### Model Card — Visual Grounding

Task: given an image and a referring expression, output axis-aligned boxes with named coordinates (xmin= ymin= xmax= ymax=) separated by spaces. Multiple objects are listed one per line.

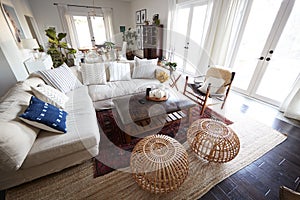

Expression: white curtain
xmin=280 ymin=73 xmax=300 ymax=120
xmin=56 ymin=4 xmax=77 ymax=49
xmin=198 ymin=0 xmax=252 ymax=73
xmin=166 ymin=0 xmax=177 ymax=61
xmin=102 ymin=8 xmax=114 ymax=42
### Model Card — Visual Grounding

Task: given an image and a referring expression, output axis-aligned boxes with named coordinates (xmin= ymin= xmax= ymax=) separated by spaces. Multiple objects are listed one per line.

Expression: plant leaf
xmin=57 ymin=33 xmax=67 ymax=41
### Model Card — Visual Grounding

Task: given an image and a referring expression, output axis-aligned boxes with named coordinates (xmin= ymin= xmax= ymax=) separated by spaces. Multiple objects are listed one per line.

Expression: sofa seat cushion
xmin=21 ymin=86 xmax=100 ymax=168
xmin=88 ymin=79 xmax=162 ymax=102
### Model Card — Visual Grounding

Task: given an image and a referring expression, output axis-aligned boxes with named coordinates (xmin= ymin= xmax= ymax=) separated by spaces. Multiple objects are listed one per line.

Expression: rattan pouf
xmin=187 ymin=118 xmax=240 ymax=163
xmin=130 ymin=134 xmax=188 ymax=194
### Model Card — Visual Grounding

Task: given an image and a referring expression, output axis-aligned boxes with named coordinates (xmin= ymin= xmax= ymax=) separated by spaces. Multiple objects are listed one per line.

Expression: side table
xmin=187 ymin=118 xmax=240 ymax=163
xmin=130 ymin=135 xmax=188 ymax=194
xmin=169 ymin=71 xmax=181 ymax=91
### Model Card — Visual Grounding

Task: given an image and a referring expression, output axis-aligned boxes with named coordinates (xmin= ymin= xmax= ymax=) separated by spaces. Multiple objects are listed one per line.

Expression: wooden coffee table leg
xmin=124 ymin=125 xmax=132 ymax=143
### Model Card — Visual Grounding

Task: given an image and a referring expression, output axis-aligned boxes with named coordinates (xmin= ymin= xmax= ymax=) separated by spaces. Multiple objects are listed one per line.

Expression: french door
xmin=232 ymin=0 xmax=300 ymax=106
xmin=72 ymin=15 xmax=107 ymax=48
xmin=173 ymin=0 xmax=209 ymax=75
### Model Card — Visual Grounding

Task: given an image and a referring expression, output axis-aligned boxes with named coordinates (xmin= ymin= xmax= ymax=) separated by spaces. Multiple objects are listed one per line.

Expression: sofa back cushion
xmin=0 ymin=121 xmax=39 ymax=171
xmin=0 ymin=80 xmax=40 ymax=171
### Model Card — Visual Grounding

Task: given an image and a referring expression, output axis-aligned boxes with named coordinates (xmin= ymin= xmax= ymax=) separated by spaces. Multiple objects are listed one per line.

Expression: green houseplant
xmin=45 ymin=28 xmax=77 ymax=68
xmin=165 ymin=61 xmax=177 ymax=71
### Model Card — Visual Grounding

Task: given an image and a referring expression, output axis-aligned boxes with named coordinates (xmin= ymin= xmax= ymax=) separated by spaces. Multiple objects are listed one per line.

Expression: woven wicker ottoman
xmin=187 ymin=118 xmax=240 ymax=163
xmin=130 ymin=135 xmax=188 ymax=194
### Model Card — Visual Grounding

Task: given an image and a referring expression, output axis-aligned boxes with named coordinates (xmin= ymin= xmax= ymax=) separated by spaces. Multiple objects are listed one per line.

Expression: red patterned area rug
xmin=94 ymin=106 xmax=232 ymax=177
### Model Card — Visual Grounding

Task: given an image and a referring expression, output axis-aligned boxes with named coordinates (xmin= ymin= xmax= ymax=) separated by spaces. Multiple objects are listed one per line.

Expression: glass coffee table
xmin=112 ymin=89 xmax=196 ymax=143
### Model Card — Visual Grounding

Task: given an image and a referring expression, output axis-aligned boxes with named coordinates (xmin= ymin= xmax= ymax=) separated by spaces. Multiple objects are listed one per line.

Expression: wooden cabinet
xmin=142 ymin=25 xmax=163 ymax=60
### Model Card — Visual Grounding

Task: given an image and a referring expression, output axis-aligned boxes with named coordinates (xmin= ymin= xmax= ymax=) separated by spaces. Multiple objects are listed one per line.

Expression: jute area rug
xmin=6 ymin=117 xmax=287 ymax=200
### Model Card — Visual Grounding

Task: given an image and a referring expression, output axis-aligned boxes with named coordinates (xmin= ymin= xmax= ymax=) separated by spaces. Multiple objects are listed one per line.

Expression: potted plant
xmin=165 ymin=61 xmax=177 ymax=71
xmin=45 ymin=28 xmax=77 ymax=68
xmin=122 ymin=28 xmax=137 ymax=60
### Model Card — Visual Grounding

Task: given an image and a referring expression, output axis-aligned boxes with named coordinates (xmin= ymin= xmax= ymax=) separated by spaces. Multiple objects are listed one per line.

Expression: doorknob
xmin=266 ymin=57 xmax=271 ymax=61
xmin=259 ymin=56 xmax=264 ymax=60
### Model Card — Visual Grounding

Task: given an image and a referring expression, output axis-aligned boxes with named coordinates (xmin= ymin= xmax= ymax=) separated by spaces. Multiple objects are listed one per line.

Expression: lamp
xmin=21 ymin=38 xmax=40 ymax=59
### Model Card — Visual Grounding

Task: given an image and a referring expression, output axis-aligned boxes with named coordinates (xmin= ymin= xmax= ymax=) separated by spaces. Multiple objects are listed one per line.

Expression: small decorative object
xmin=187 ymin=118 xmax=240 ymax=163
xmin=140 ymin=9 xmax=147 ymax=24
xmin=144 ymin=20 xmax=150 ymax=25
xmin=156 ymin=71 xmax=169 ymax=83
xmin=120 ymin=25 xmax=125 ymax=33
xmin=136 ymin=10 xmax=141 ymax=24
xmin=149 ymin=88 xmax=166 ymax=98
xmin=153 ymin=14 xmax=160 ymax=25
xmin=146 ymin=88 xmax=151 ymax=97
xmin=45 ymin=27 xmax=77 ymax=67
xmin=130 ymin=135 xmax=189 ymax=194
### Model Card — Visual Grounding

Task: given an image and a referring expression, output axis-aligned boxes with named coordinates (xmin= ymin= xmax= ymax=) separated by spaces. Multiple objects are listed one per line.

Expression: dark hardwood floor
xmin=200 ymin=91 xmax=300 ymax=200
xmin=0 ymin=91 xmax=299 ymax=200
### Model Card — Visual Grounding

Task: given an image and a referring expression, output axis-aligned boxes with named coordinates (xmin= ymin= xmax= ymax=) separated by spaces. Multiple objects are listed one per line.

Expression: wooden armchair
xmin=183 ymin=66 xmax=235 ymax=115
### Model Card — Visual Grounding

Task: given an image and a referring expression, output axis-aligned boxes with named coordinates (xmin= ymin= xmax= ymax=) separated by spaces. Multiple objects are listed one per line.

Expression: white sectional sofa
xmin=0 ymin=75 xmax=100 ymax=190
xmin=0 ymin=58 xmax=171 ymax=190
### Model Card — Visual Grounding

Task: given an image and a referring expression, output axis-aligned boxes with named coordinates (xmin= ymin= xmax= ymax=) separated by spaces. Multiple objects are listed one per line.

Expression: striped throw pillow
xmin=109 ymin=62 xmax=131 ymax=81
xmin=37 ymin=63 xmax=82 ymax=93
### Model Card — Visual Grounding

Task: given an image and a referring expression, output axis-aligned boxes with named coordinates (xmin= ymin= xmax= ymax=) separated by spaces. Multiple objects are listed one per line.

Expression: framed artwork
xmin=136 ymin=10 xmax=141 ymax=24
xmin=140 ymin=9 xmax=147 ymax=24
xmin=1 ymin=3 xmax=25 ymax=43
xmin=120 ymin=25 xmax=125 ymax=33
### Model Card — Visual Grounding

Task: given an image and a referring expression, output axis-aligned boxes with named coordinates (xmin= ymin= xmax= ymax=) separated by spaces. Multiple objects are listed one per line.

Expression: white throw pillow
xmin=132 ymin=57 xmax=158 ymax=79
xmin=31 ymin=84 xmax=69 ymax=109
xmin=37 ymin=63 xmax=83 ymax=93
xmin=198 ymin=77 xmax=225 ymax=94
xmin=81 ymin=63 xmax=107 ymax=85
xmin=109 ymin=62 xmax=131 ymax=81
xmin=0 ymin=121 xmax=39 ymax=171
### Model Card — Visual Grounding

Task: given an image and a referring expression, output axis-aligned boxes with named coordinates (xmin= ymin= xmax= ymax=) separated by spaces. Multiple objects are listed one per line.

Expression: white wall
xmin=0 ymin=0 xmax=37 ymax=97
xmin=130 ymin=0 xmax=168 ymax=26
xmin=27 ymin=0 xmax=133 ymax=47
xmin=130 ymin=0 xmax=169 ymax=57
xmin=0 ymin=47 xmax=17 ymax=97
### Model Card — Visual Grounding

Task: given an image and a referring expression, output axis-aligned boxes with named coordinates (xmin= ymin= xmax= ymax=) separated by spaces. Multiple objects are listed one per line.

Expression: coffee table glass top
xmin=113 ymin=89 xmax=196 ymax=125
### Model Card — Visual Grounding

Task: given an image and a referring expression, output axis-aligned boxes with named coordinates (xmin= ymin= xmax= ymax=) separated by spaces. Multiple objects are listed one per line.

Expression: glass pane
xmin=173 ymin=7 xmax=190 ymax=71
xmin=73 ymin=16 xmax=92 ymax=48
xmin=186 ymin=5 xmax=208 ymax=75
xmin=90 ymin=16 xmax=107 ymax=44
xmin=190 ymin=5 xmax=207 ymax=46
xmin=232 ymin=0 xmax=283 ymax=90
xmin=256 ymin=0 xmax=300 ymax=103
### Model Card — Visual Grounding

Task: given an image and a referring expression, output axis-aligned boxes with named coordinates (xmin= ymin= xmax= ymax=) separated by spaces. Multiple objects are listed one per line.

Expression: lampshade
xmin=21 ymin=38 xmax=39 ymax=50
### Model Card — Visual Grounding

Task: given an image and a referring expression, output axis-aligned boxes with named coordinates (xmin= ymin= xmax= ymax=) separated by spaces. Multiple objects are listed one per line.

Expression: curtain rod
xmin=53 ymin=3 xmax=111 ymax=9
